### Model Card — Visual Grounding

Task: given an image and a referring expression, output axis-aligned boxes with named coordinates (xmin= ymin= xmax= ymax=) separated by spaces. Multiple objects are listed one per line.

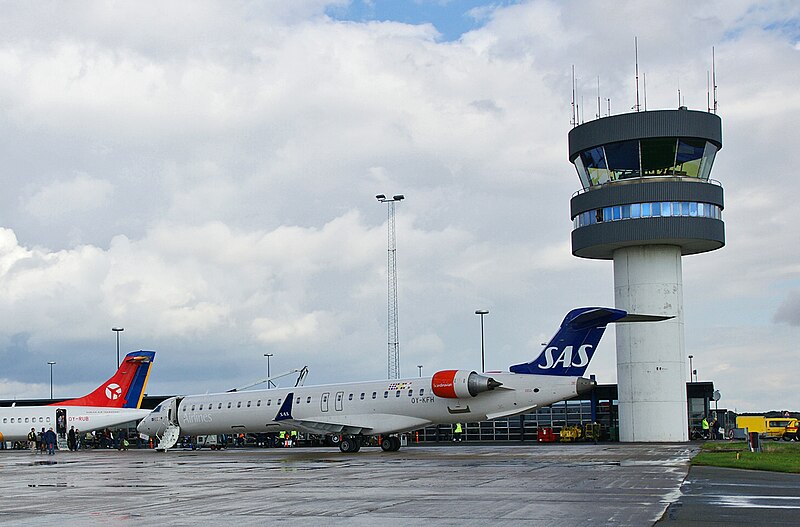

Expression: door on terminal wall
xmin=56 ymin=408 xmax=67 ymax=435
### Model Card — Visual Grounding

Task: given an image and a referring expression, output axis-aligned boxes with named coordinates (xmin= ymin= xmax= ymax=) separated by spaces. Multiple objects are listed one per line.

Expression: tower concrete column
xmin=614 ymin=245 xmax=688 ymax=441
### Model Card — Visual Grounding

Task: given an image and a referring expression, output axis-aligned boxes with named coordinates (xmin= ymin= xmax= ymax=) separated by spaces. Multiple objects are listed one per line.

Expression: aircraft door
xmin=168 ymin=397 xmax=182 ymax=426
xmin=335 ymin=391 xmax=344 ymax=411
xmin=56 ymin=408 xmax=67 ymax=435
xmin=321 ymin=392 xmax=329 ymax=412
xmin=167 ymin=397 xmax=183 ymax=426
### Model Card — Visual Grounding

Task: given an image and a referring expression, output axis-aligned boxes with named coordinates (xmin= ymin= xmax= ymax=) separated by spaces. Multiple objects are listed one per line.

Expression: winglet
xmin=49 ymin=350 xmax=156 ymax=408
xmin=274 ymin=392 xmax=294 ymax=421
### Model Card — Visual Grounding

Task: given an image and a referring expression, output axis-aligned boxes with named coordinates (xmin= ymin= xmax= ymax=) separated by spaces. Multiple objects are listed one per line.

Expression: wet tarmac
xmin=0 ymin=442 xmax=792 ymax=526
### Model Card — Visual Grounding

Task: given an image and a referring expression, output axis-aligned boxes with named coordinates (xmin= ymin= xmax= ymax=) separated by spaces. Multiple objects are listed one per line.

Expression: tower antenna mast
xmin=634 ymin=37 xmax=641 ymax=112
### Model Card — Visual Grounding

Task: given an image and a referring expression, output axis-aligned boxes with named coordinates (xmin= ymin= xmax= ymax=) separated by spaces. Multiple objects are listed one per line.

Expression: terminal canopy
xmin=574 ymin=137 xmax=719 ymax=189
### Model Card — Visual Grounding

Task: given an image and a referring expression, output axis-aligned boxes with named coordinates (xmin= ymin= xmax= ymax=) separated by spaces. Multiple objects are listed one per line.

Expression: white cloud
xmin=22 ymin=174 xmax=113 ymax=221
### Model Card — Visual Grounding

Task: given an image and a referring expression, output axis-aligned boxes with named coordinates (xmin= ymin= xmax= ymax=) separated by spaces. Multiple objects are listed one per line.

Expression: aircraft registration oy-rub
xmin=0 ymin=351 xmax=156 ymax=443
xmin=138 ymin=308 xmax=669 ymax=453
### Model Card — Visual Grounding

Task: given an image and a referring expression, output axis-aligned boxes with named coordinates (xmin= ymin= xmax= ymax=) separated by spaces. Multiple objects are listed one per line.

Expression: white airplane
xmin=138 ymin=308 xmax=666 ymax=452
xmin=0 ymin=350 xmax=156 ymax=444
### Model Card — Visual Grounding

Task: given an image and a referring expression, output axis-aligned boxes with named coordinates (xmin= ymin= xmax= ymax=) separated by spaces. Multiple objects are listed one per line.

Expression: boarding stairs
xmin=57 ymin=436 xmax=69 ymax=451
xmin=156 ymin=424 xmax=181 ymax=452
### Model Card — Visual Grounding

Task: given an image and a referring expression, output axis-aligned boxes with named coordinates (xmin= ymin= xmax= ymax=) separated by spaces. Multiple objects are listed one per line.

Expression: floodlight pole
xmin=376 ymin=193 xmax=404 ymax=380
xmin=112 ymin=327 xmax=124 ymax=367
xmin=475 ymin=310 xmax=489 ymax=372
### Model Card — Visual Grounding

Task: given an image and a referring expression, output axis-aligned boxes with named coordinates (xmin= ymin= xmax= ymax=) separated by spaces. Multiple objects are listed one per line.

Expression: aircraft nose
xmin=576 ymin=377 xmax=596 ymax=395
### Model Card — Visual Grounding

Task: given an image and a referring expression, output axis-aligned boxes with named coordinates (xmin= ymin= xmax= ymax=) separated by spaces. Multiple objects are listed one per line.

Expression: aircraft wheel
xmin=380 ymin=436 xmax=393 ymax=452
xmin=389 ymin=436 xmax=401 ymax=451
xmin=327 ymin=434 xmax=341 ymax=447
xmin=339 ymin=436 xmax=358 ymax=453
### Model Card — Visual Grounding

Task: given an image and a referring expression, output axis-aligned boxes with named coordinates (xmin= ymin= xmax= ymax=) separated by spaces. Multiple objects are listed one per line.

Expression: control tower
xmin=568 ymin=107 xmax=723 ymax=442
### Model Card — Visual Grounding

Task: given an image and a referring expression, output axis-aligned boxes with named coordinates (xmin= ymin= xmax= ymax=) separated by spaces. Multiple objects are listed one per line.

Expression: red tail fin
xmin=49 ymin=351 xmax=155 ymax=408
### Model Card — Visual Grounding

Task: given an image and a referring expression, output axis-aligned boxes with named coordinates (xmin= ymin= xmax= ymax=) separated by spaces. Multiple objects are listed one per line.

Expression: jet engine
xmin=431 ymin=370 xmax=502 ymax=398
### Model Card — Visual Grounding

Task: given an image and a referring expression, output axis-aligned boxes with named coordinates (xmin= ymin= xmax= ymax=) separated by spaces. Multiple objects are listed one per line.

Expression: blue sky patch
xmin=326 ymin=0 xmax=520 ymax=41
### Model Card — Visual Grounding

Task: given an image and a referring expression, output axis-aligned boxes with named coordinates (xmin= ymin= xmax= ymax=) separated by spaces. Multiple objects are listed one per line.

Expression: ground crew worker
xmin=27 ymin=428 xmax=37 ymax=453
xmin=453 ymin=423 xmax=463 ymax=442
xmin=701 ymin=416 xmax=710 ymax=439
xmin=290 ymin=430 xmax=298 ymax=447
xmin=279 ymin=431 xmax=286 ymax=447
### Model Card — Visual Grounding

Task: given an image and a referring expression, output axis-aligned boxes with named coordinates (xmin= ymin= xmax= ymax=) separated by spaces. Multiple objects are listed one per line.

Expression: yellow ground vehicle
xmin=736 ymin=416 xmax=799 ymax=441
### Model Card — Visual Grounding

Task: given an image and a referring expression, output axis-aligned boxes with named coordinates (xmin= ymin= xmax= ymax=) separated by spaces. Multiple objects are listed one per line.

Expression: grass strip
xmin=692 ymin=440 xmax=800 ymax=473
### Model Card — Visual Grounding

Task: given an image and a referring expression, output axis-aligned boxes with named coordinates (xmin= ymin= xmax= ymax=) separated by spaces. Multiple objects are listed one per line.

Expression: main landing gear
xmin=380 ymin=435 xmax=401 ymax=452
xmin=336 ymin=435 xmax=402 ymax=453
xmin=338 ymin=435 xmax=361 ymax=453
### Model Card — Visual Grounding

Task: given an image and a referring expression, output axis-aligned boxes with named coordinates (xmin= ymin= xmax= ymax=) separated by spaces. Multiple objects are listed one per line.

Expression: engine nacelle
xmin=431 ymin=370 xmax=502 ymax=398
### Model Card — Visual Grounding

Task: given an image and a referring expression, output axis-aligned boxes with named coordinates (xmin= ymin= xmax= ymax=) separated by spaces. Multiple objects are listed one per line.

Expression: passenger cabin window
xmin=296 ymin=397 xmax=301 ymax=404
xmin=199 ymin=404 xmax=203 ymax=410
xmin=360 ymin=393 xmax=365 ymax=400
xmin=267 ymin=400 xmax=271 ymax=406
xmin=237 ymin=402 xmax=242 ymax=408
xmin=247 ymin=401 xmax=251 ymax=408
xmin=306 ymin=397 xmax=312 ymax=404
xmin=218 ymin=403 xmax=223 ymax=409
xmin=257 ymin=400 xmax=261 ymax=407
xmin=408 ymin=389 xmax=413 ymax=397
xmin=384 ymin=391 xmax=388 ymax=398
xmin=227 ymin=402 xmax=232 ymax=409
xmin=396 ymin=391 xmax=401 ymax=398
xmin=419 ymin=389 xmax=424 ymax=396
xmin=372 ymin=392 xmax=377 ymax=399
xmin=191 ymin=405 xmax=196 ymax=411
xmin=348 ymin=394 xmax=353 ymax=401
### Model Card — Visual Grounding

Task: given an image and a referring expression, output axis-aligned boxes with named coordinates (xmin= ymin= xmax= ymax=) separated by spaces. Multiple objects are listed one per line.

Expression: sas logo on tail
xmin=537 ymin=345 xmax=592 ymax=370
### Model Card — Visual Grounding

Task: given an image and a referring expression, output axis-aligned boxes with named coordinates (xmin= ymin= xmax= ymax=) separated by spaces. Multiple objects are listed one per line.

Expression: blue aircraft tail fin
xmin=510 ymin=307 xmax=627 ymax=376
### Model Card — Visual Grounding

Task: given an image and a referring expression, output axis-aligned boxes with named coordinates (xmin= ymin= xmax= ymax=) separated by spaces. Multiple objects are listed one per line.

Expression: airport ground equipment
xmin=568 ymin=107 xmax=724 ymax=442
xmin=736 ymin=416 xmax=799 ymax=441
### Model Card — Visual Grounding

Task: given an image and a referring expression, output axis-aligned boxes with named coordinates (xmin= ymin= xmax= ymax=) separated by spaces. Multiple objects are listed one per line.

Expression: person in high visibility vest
xmin=701 ymin=416 xmax=709 ymax=439
xmin=290 ymin=430 xmax=298 ymax=447
xmin=453 ymin=423 xmax=463 ymax=442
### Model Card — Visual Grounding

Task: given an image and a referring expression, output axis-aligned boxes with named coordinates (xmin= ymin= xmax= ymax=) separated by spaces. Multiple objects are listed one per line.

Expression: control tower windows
xmin=574 ymin=138 xmax=719 ymax=188
xmin=573 ymin=201 xmax=721 ymax=228
xmin=604 ymin=141 xmax=639 ymax=180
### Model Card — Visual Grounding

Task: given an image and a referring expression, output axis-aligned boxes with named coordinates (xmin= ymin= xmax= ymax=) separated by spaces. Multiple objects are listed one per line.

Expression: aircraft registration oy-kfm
xmin=0 ymin=351 xmax=156 ymax=444
xmin=138 ymin=308 xmax=668 ymax=452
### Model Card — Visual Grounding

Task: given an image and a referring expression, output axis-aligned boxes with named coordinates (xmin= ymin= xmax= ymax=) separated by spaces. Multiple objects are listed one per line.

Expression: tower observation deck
xmin=568 ymin=107 xmax=723 ymax=442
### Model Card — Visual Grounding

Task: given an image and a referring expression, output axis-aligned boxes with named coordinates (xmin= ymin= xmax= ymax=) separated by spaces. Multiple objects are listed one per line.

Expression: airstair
xmin=156 ymin=424 xmax=181 ymax=452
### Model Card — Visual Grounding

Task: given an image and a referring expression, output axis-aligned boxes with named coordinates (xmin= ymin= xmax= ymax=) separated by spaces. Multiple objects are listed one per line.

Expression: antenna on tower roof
xmin=596 ymin=76 xmax=601 ymax=119
xmin=643 ymin=72 xmax=647 ymax=111
xmin=634 ymin=37 xmax=641 ymax=112
xmin=712 ymin=46 xmax=718 ymax=114
xmin=571 ymin=65 xmax=577 ymax=127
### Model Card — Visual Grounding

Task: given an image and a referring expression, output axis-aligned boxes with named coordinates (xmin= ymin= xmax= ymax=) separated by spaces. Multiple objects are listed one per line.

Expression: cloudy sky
xmin=1 ymin=0 xmax=798 ymax=414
